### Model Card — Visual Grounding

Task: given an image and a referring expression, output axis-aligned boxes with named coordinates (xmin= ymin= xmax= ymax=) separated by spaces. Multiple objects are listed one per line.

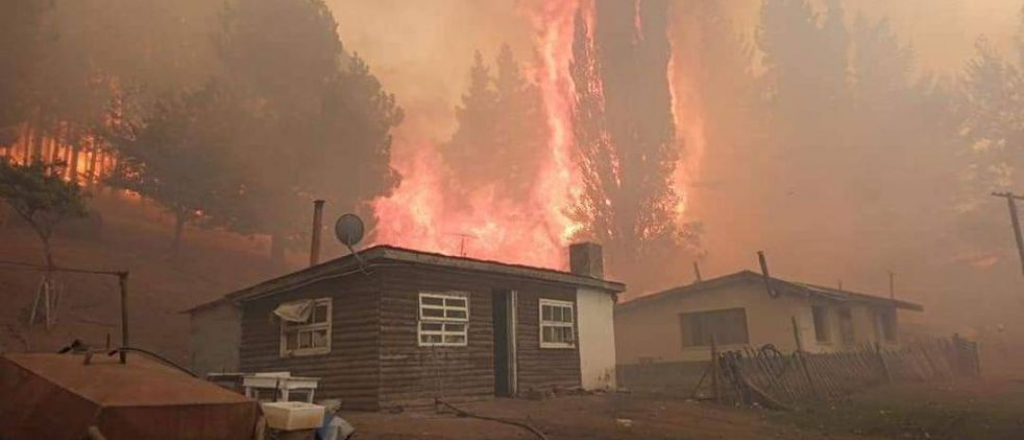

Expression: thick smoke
xmin=333 ymin=0 xmax=1024 ymax=341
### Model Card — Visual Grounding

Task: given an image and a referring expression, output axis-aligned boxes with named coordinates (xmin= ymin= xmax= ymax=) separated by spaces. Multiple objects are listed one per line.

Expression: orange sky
xmin=330 ymin=0 xmax=1022 ymax=136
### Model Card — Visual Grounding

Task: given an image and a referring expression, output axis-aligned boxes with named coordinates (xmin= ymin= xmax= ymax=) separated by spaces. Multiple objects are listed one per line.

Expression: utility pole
xmin=992 ymin=192 xmax=1024 ymax=278
xmin=692 ymin=261 xmax=703 ymax=283
xmin=888 ymin=271 xmax=895 ymax=300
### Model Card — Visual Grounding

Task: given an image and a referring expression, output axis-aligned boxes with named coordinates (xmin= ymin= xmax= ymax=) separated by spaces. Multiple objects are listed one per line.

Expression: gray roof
xmin=617 ymin=270 xmax=924 ymax=312
xmin=187 ymin=245 xmax=625 ymax=313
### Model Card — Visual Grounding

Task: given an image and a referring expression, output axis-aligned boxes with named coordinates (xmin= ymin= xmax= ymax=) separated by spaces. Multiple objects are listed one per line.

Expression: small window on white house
xmin=418 ymin=292 xmax=469 ymax=347
xmin=279 ymin=298 xmax=331 ymax=357
xmin=539 ymin=299 xmax=575 ymax=348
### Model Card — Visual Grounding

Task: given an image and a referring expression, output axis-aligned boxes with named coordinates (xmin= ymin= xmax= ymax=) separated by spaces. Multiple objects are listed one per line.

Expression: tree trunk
xmin=86 ymin=139 xmax=99 ymax=185
xmin=69 ymin=143 xmax=80 ymax=183
xmin=95 ymin=151 xmax=105 ymax=182
xmin=19 ymin=127 xmax=31 ymax=163
xmin=62 ymin=144 xmax=72 ymax=178
xmin=41 ymin=234 xmax=55 ymax=270
xmin=31 ymin=131 xmax=43 ymax=164
xmin=48 ymin=137 xmax=59 ymax=164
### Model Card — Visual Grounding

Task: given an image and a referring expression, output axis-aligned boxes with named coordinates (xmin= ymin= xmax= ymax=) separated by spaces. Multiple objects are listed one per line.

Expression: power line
xmin=0 ymin=259 xmax=126 ymax=277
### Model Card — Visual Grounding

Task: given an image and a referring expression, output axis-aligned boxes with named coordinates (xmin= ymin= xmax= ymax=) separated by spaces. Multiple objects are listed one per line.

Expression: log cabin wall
xmin=239 ymin=272 xmax=382 ymax=411
xmin=514 ymin=286 xmax=581 ymax=393
xmin=376 ymin=264 xmax=582 ymax=410
xmin=238 ymin=260 xmax=592 ymax=411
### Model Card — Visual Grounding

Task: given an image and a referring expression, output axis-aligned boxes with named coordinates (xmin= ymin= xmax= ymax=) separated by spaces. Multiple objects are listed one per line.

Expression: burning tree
xmin=569 ymin=0 xmax=701 ymax=291
xmin=443 ymin=45 xmax=547 ymax=203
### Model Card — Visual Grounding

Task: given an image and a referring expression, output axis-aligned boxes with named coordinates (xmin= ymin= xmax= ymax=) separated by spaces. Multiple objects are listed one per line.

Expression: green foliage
xmin=216 ymin=0 xmax=402 ymax=262
xmin=105 ymin=82 xmax=247 ymax=254
xmin=0 ymin=161 xmax=88 ymax=266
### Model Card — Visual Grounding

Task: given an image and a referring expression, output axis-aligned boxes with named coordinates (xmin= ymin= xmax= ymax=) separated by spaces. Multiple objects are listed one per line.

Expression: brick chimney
xmin=569 ymin=242 xmax=604 ymax=279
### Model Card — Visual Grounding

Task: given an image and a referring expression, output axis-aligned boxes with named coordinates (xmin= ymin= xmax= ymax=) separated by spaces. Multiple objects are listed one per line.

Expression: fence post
xmin=710 ymin=335 xmax=720 ymax=404
xmin=791 ymin=317 xmax=820 ymax=399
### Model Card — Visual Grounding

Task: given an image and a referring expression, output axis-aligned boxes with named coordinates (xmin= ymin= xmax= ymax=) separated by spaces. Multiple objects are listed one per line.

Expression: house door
xmin=492 ymin=290 xmax=518 ymax=397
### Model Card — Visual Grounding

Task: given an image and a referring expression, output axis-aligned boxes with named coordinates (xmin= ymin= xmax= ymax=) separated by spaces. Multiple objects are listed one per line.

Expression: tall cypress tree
xmin=570 ymin=0 xmax=698 ymax=291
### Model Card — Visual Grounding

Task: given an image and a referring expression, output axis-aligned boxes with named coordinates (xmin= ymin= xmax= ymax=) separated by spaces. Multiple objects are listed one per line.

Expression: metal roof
xmin=617 ymin=270 xmax=924 ymax=312
xmin=187 ymin=245 xmax=625 ymax=312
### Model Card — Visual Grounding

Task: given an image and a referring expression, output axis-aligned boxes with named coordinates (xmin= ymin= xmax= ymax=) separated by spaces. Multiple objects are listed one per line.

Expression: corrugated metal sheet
xmin=0 ymin=353 xmax=257 ymax=440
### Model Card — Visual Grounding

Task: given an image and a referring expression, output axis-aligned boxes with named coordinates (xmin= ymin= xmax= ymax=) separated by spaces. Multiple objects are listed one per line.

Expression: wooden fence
xmin=697 ymin=336 xmax=980 ymax=409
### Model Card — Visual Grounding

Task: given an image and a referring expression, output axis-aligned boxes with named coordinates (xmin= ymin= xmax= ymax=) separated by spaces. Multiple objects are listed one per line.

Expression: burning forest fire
xmin=667 ymin=6 xmax=706 ymax=226
xmin=371 ymin=0 xmax=583 ymax=269
xmin=370 ymin=0 xmax=700 ymax=273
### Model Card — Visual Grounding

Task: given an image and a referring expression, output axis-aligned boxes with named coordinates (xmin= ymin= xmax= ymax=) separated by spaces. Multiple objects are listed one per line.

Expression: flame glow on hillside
xmin=371 ymin=0 xmax=697 ymax=269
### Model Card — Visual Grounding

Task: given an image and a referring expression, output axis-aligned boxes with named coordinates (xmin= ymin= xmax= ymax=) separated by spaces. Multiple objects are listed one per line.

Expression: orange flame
xmin=371 ymin=1 xmax=584 ymax=269
xmin=667 ymin=8 xmax=705 ymax=227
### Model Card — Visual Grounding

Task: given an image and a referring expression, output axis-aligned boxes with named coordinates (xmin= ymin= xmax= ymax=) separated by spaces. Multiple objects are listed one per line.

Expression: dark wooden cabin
xmin=189 ymin=244 xmax=623 ymax=411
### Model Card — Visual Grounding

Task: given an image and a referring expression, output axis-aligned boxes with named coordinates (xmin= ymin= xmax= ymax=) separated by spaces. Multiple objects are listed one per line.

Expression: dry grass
xmin=0 ymin=190 xmax=294 ymax=362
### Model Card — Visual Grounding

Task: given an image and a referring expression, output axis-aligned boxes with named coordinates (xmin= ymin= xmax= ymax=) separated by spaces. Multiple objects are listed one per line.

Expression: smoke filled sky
xmin=331 ymin=0 xmax=1020 ymax=139
xmin=4 ymin=0 xmax=1024 ymax=340
xmin=324 ymin=0 xmax=1024 ymax=336
xmin=330 ymin=0 xmax=532 ymax=145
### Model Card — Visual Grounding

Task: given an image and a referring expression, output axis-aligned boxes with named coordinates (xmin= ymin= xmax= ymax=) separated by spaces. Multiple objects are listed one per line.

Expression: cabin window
xmin=279 ymin=298 xmax=331 ymax=357
xmin=812 ymin=306 xmax=831 ymax=343
xmin=877 ymin=309 xmax=897 ymax=342
xmin=838 ymin=307 xmax=855 ymax=344
xmin=418 ymin=292 xmax=469 ymax=347
xmin=680 ymin=308 xmax=749 ymax=347
xmin=539 ymin=299 xmax=575 ymax=348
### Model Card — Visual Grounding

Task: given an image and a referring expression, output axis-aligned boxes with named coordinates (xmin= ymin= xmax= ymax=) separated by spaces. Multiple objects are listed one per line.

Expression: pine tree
xmin=444 ymin=51 xmax=499 ymax=190
xmin=444 ymin=46 xmax=546 ymax=202
xmin=217 ymin=0 xmax=401 ymax=263
xmin=106 ymin=83 xmax=246 ymax=257
xmin=570 ymin=0 xmax=697 ymax=291
xmin=493 ymin=44 xmax=546 ymax=200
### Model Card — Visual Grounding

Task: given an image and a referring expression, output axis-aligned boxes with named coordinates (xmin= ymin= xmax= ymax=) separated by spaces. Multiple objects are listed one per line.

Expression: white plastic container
xmin=261 ymin=402 xmax=325 ymax=431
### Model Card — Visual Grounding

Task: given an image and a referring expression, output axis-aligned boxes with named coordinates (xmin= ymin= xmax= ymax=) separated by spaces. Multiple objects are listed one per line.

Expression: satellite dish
xmin=334 ymin=214 xmax=365 ymax=247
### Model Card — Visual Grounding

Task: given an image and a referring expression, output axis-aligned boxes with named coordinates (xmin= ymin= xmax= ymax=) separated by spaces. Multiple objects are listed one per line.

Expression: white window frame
xmin=279 ymin=298 xmax=332 ymax=357
xmin=417 ymin=292 xmax=469 ymax=347
xmin=539 ymin=299 xmax=575 ymax=349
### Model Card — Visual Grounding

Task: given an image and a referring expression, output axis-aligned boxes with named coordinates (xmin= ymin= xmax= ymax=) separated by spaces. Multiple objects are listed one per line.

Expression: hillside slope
xmin=0 ymin=190 xmax=296 ymax=364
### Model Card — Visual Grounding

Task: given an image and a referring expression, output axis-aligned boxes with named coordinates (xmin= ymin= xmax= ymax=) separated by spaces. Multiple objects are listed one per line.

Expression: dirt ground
xmin=772 ymin=377 xmax=1024 ymax=440
xmin=341 ymin=393 xmax=880 ymax=440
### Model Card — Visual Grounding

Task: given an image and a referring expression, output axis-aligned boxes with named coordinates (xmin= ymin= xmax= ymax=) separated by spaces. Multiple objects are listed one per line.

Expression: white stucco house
xmin=615 ymin=270 xmax=923 ymax=365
